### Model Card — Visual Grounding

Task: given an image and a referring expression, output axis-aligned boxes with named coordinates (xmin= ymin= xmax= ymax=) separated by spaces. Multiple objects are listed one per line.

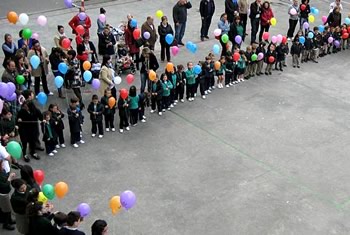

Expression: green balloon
xmin=16 ymin=75 xmax=25 ymax=85
xmin=221 ymin=34 xmax=229 ymax=44
xmin=42 ymin=184 xmax=55 ymax=200
xmin=22 ymin=28 xmax=32 ymax=40
xmin=251 ymin=54 xmax=258 ymax=62
xmin=6 ymin=141 xmax=22 ymax=159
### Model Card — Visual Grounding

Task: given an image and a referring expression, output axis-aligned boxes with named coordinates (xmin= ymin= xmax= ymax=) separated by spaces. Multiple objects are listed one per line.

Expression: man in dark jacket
xmin=249 ymin=0 xmax=262 ymax=44
xmin=200 ymin=0 xmax=215 ymax=41
xmin=225 ymin=0 xmax=239 ymax=23
xmin=97 ymin=26 xmax=116 ymax=56
xmin=173 ymin=0 xmax=192 ymax=46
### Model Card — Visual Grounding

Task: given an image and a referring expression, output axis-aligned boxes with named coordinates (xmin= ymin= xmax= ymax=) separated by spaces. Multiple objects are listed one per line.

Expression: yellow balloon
xmin=270 ymin=18 xmax=277 ymax=26
xmin=156 ymin=10 xmax=163 ymax=19
xmin=109 ymin=196 xmax=122 ymax=215
xmin=148 ymin=70 xmax=157 ymax=81
xmin=38 ymin=192 xmax=48 ymax=204
xmin=309 ymin=15 xmax=315 ymax=23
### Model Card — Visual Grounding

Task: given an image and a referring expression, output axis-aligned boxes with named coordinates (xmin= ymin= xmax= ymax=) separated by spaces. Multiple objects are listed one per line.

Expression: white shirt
xmin=0 ymin=145 xmax=10 ymax=173
xmin=329 ymin=2 xmax=343 ymax=13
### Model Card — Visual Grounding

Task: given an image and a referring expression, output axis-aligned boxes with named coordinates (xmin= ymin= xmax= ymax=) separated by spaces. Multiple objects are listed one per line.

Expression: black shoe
xmin=204 ymin=36 xmax=209 ymax=39
xmin=11 ymin=162 xmax=22 ymax=170
xmin=3 ymin=224 xmax=15 ymax=230
xmin=23 ymin=155 xmax=30 ymax=162
xmin=265 ymin=72 xmax=269 ymax=75
xmin=36 ymin=147 xmax=45 ymax=151
xmin=200 ymin=37 xmax=204 ymax=41
xmin=297 ymin=66 xmax=300 ymax=68
xmin=280 ymin=68 xmax=283 ymax=71
xmin=31 ymin=153 xmax=40 ymax=160
xmin=10 ymin=218 xmax=16 ymax=225
xmin=293 ymin=65 xmax=296 ymax=68
xmin=178 ymin=42 xmax=185 ymax=46
xmin=269 ymin=72 xmax=272 ymax=75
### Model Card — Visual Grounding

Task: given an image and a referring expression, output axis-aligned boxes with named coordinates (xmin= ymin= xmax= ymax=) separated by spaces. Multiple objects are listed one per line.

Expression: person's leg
xmin=140 ymin=73 xmax=146 ymax=93
xmin=20 ymin=136 xmax=28 ymax=156
xmin=179 ymin=84 xmax=184 ymax=100
xmin=200 ymin=18 xmax=206 ymax=38
xmin=151 ymin=96 xmax=156 ymax=110
xmin=287 ymin=19 xmax=294 ymax=38
xmin=110 ymin=114 xmax=115 ymax=128
xmin=291 ymin=19 xmax=298 ymax=37
xmin=180 ymin=22 xmax=186 ymax=43
xmin=41 ymin=74 xmax=50 ymax=94
xmin=220 ymin=39 xmax=227 ymax=57
xmin=251 ymin=19 xmax=257 ymax=43
xmin=160 ymin=43 xmax=165 ymax=61
xmin=259 ymin=24 xmax=265 ymax=42
xmin=34 ymin=76 xmax=40 ymax=95
xmin=240 ymin=14 xmax=248 ymax=40
xmin=205 ymin=16 xmax=212 ymax=37
xmin=119 ymin=114 xmax=124 ymax=130
xmin=104 ymin=115 xmax=109 ymax=129
xmin=200 ymin=79 xmax=206 ymax=96
xmin=186 ymin=84 xmax=190 ymax=99
xmin=98 ymin=121 xmax=103 ymax=135
xmin=92 ymin=121 xmax=97 ymax=134
xmin=58 ymin=130 xmax=64 ymax=145
xmin=175 ymin=24 xmax=181 ymax=43
xmin=166 ymin=44 xmax=171 ymax=62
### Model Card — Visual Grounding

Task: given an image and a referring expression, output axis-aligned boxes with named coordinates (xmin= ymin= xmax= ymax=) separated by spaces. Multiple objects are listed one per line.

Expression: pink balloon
xmin=328 ymin=36 xmax=334 ymax=44
xmin=290 ymin=8 xmax=297 ymax=15
xmin=276 ymin=34 xmax=283 ymax=43
xmin=213 ymin=29 xmax=222 ymax=37
xmin=98 ymin=14 xmax=106 ymax=23
xmin=171 ymin=46 xmax=179 ymax=56
xmin=37 ymin=15 xmax=47 ymax=26
xmin=322 ymin=16 xmax=327 ymax=24
xmin=32 ymin=33 xmax=39 ymax=40
xmin=271 ymin=36 xmax=277 ymax=44
xmin=257 ymin=52 xmax=264 ymax=61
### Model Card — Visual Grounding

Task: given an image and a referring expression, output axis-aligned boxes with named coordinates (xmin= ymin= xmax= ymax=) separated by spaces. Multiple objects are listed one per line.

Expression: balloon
xmin=193 ymin=65 xmax=201 ymax=75
xmin=290 ymin=8 xmax=297 ymax=16
xmin=268 ymin=56 xmax=275 ymax=63
xmin=282 ymin=36 xmax=287 ymax=44
xmin=235 ymin=35 xmax=242 ymax=44
xmin=120 ymin=190 xmax=136 ymax=210
xmin=214 ymin=61 xmax=221 ymax=70
xmin=212 ymin=44 xmax=220 ymax=55
xmin=113 ymin=76 xmax=122 ymax=85
xmin=108 ymin=97 xmax=116 ymax=108
xmin=32 ymin=33 xmax=39 ymax=40
xmin=165 ymin=34 xmax=174 ymax=45
xmin=0 ymin=82 xmax=7 ymax=96
xmin=133 ymin=28 xmax=141 ymax=39
xmin=166 ymin=63 xmax=174 ymax=72
xmin=126 ymin=74 xmax=135 ymax=84
xmin=156 ymin=10 xmax=163 ymax=19
xmin=76 ymin=25 xmax=85 ymax=35
xmin=221 ymin=34 xmax=229 ymax=43
xmin=92 ymin=79 xmax=100 ymax=90
xmin=38 ymin=192 xmax=48 ymax=204
xmin=36 ymin=92 xmax=47 ymax=105
xmin=6 ymin=141 xmax=22 ymax=159
xmin=251 ymin=54 xmax=258 ymax=61
xmin=6 ymin=83 xmax=15 ymax=98
xmin=186 ymin=41 xmax=193 ymax=50
xmin=22 ymin=28 xmax=32 ymax=40
xmin=7 ymin=11 xmax=18 ymax=24
xmin=318 ymin=25 xmax=325 ymax=33
xmin=78 ymin=12 xmax=87 ymax=21
xmin=16 ymin=75 xmax=25 ymax=85
xmin=33 ymin=169 xmax=45 ymax=185
xmin=171 ymin=46 xmax=179 ymax=56
xmin=334 ymin=40 xmax=340 ymax=48
xmin=58 ymin=63 xmax=68 ymax=74
xmin=37 ymin=15 xmax=47 ymax=26
xmin=83 ymin=61 xmax=91 ymax=71
xmin=262 ymin=32 xmax=269 ymax=41
xmin=271 ymin=36 xmax=277 ymax=44
xmin=120 ymin=89 xmax=128 ymax=99
xmin=109 ymin=196 xmax=122 ymax=215
xmin=143 ymin=31 xmax=150 ymax=40
xmin=30 ymin=55 xmax=40 ymax=69
xmin=308 ymin=15 xmax=315 ymax=23
xmin=303 ymin=22 xmax=309 ymax=29
xmin=308 ymin=32 xmax=314 ymax=39
xmin=189 ymin=43 xmax=197 ymax=54
xmin=299 ymin=36 xmax=305 ymax=44
xmin=233 ymin=52 xmax=240 ymax=62
xmin=42 ymin=184 xmax=55 ymax=200
xmin=130 ymin=19 xmax=137 ymax=28
xmin=7 ymin=93 xmax=17 ymax=102
xmin=148 ymin=70 xmax=156 ymax=81
xmin=54 ymin=76 xmax=64 ymax=88
xmin=55 ymin=182 xmax=69 ymax=199
xmin=0 ymin=99 xmax=3 ymax=114
xmin=77 ymin=203 xmax=91 ymax=217
xmin=345 ymin=18 xmax=350 ymax=25
xmin=18 ymin=13 xmax=29 ymax=25
xmin=343 ymin=33 xmax=349 ymax=39
xmin=257 ymin=52 xmax=264 ymax=61
xmin=300 ymin=4 xmax=306 ymax=11
xmin=311 ymin=8 xmax=319 ymax=15
xmin=213 ymin=29 xmax=222 ymax=37
xmin=98 ymin=14 xmax=106 ymax=23
xmin=64 ymin=0 xmax=73 ymax=8
xmin=61 ymin=38 xmax=71 ymax=49
xmin=270 ymin=18 xmax=277 ymax=26
xmin=276 ymin=34 xmax=283 ymax=43
xmin=322 ymin=16 xmax=328 ymax=24
xmin=328 ymin=36 xmax=334 ymax=44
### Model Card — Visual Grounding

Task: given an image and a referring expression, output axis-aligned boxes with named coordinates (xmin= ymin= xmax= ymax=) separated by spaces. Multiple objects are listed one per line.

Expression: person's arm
xmin=100 ymin=67 xmax=113 ymax=85
xmin=99 ymin=104 xmax=105 ymax=115
xmin=173 ymin=6 xmax=179 ymax=24
xmin=68 ymin=16 xmax=76 ymax=32
xmin=199 ymin=0 xmax=204 ymax=17
xmin=185 ymin=1 xmax=192 ymax=9
xmin=110 ymin=34 xmax=116 ymax=46
xmin=212 ymin=0 xmax=215 ymax=15
xmin=85 ymin=16 xmax=92 ymax=29
xmin=2 ymin=43 xmax=16 ymax=54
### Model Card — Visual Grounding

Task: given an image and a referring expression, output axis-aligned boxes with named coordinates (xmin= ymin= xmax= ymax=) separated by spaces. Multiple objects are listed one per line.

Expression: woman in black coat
xmin=225 ymin=0 xmax=239 ymax=23
xmin=98 ymin=27 xmax=116 ymax=56
xmin=77 ymin=34 xmax=98 ymax=74
xmin=158 ymin=16 xmax=174 ymax=62
xmin=326 ymin=6 xmax=342 ymax=28
xmin=139 ymin=47 xmax=159 ymax=93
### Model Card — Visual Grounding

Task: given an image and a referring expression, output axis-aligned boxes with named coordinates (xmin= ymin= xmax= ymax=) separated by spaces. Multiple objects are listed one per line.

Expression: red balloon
xmin=133 ymin=28 xmax=141 ymax=40
xmin=233 ymin=52 xmax=240 ymax=62
xmin=76 ymin=25 xmax=85 ymax=35
xmin=262 ymin=32 xmax=269 ymax=41
xmin=126 ymin=74 xmax=134 ymax=85
xmin=343 ymin=33 xmax=349 ymax=39
xmin=268 ymin=56 xmax=275 ymax=63
xmin=282 ymin=36 xmax=287 ymax=44
xmin=62 ymin=38 xmax=71 ymax=49
xmin=348 ymin=26 xmax=350 ymax=33
xmin=120 ymin=88 xmax=128 ymax=99
xmin=34 ymin=169 xmax=45 ymax=185
xmin=300 ymin=4 xmax=306 ymax=11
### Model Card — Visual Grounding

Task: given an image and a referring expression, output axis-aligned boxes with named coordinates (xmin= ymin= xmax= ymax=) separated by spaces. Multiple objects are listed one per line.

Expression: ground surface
xmin=2 ymin=0 xmax=350 ymax=234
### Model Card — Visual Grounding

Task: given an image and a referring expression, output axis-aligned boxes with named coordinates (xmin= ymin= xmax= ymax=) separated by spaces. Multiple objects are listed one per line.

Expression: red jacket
xmin=125 ymin=27 xmax=140 ymax=54
xmin=260 ymin=8 xmax=274 ymax=26
xmin=69 ymin=15 xmax=92 ymax=35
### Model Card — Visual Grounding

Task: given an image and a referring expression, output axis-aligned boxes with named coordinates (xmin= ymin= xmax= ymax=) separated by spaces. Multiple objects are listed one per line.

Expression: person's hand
xmin=201 ymin=17 xmax=204 ymax=20
xmin=9 ymin=173 xmax=16 ymax=181
xmin=17 ymin=118 xmax=22 ymax=122
xmin=9 ymin=132 xmax=15 ymax=137
xmin=42 ymin=120 xmax=47 ymax=123
xmin=105 ymin=105 xmax=108 ymax=108
xmin=176 ymin=22 xmax=179 ymax=26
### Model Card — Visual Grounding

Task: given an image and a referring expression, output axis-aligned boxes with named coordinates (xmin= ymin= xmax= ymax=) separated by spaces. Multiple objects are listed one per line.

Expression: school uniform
xmin=265 ymin=49 xmax=276 ymax=74
xmin=41 ymin=119 xmax=57 ymax=154
xmin=175 ymin=71 xmax=186 ymax=101
xmin=185 ymin=69 xmax=196 ymax=99
xmin=236 ymin=56 xmax=246 ymax=76
xmin=275 ymin=44 xmax=289 ymax=70
xmin=0 ymin=170 xmax=12 ymax=229
xmin=302 ymin=37 xmax=312 ymax=62
xmin=167 ymin=72 xmax=177 ymax=105
xmin=128 ymin=95 xmax=140 ymax=125
xmin=224 ymin=58 xmax=234 ymax=85
xmin=199 ymin=68 xmax=207 ymax=96
xmin=256 ymin=46 xmax=266 ymax=75
xmin=138 ymin=93 xmax=148 ymax=121
xmin=244 ymin=51 xmax=253 ymax=78
xmin=87 ymin=102 xmax=104 ymax=136
xmin=162 ymin=80 xmax=173 ymax=110
xmin=151 ymin=80 xmax=163 ymax=112
xmin=58 ymin=227 xmax=85 ymax=235
xmin=51 ymin=111 xmax=65 ymax=146
xmin=208 ymin=61 xmax=215 ymax=89
xmin=67 ymin=106 xmax=81 ymax=145
xmin=291 ymin=42 xmax=303 ymax=67
xmin=101 ymin=95 xmax=116 ymax=129
xmin=11 ymin=189 xmax=30 ymax=234
xmin=28 ymin=215 xmax=56 ymax=235
xmin=117 ymin=98 xmax=129 ymax=130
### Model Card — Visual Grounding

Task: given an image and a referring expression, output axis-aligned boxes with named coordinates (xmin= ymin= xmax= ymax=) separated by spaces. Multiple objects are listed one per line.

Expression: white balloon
xmin=37 ymin=15 xmax=47 ymax=26
xmin=113 ymin=76 xmax=122 ymax=85
xmin=19 ymin=13 xmax=29 ymax=25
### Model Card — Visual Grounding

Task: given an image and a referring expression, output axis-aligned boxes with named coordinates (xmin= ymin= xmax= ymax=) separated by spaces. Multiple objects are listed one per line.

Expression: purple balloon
xmin=334 ymin=40 xmax=340 ymax=48
xmin=64 ymin=0 xmax=73 ymax=8
xmin=0 ymin=82 xmax=7 ymax=98
xmin=7 ymin=93 xmax=17 ymax=102
xmin=143 ymin=31 xmax=150 ymax=40
xmin=91 ymin=79 xmax=100 ymax=90
xmin=303 ymin=22 xmax=309 ymax=29
xmin=235 ymin=35 xmax=242 ymax=44
xmin=257 ymin=52 xmax=264 ymax=61
xmin=77 ymin=203 xmax=91 ymax=217
xmin=120 ymin=190 xmax=136 ymax=210
xmin=7 ymin=82 xmax=16 ymax=97
xmin=328 ymin=37 xmax=334 ymax=44
xmin=78 ymin=12 xmax=87 ymax=21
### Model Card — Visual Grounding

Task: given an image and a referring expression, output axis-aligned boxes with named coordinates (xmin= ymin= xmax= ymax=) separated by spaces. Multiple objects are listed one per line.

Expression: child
xmin=101 ymin=88 xmax=116 ymax=132
xmin=150 ymin=74 xmax=164 ymax=115
xmin=208 ymin=53 xmax=216 ymax=90
xmin=224 ymin=52 xmax=234 ymax=87
xmin=244 ymin=45 xmax=253 ymax=79
xmin=312 ymin=26 xmax=321 ymax=63
xmin=320 ymin=26 xmax=330 ymax=56
xmin=87 ymin=94 xmax=104 ymax=138
xmin=204 ymin=56 xmax=213 ymax=94
xmin=302 ymin=32 xmax=312 ymax=63
xmin=256 ymin=42 xmax=266 ymax=76
xmin=236 ymin=50 xmax=247 ymax=82
xmin=341 ymin=24 xmax=349 ymax=50
xmin=117 ymin=91 xmax=130 ymax=132
xmin=128 ymin=86 xmax=139 ymax=126
xmin=59 ymin=211 xmax=85 ymax=235
xmin=291 ymin=38 xmax=303 ymax=68
xmin=138 ymin=91 xmax=149 ymax=123
xmin=67 ymin=98 xmax=84 ymax=148
xmin=198 ymin=61 xmax=207 ymax=99
xmin=66 ymin=50 xmax=84 ymax=109
xmin=265 ymin=43 xmax=276 ymax=75
xmin=216 ymin=57 xmax=225 ymax=88
xmin=161 ymin=73 xmax=173 ymax=110
xmin=334 ymin=26 xmax=342 ymax=52
xmin=185 ymin=62 xmax=196 ymax=101
xmin=275 ymin=41 xmax=289 ymax=71
xmin=48 ymin=104 xmax=65 ymax=148
xmin=250 ymin=44 xmax=258 ymax=77
xmin=41 ymin=111 xmax=57 ymax=156
xmin=166 ymin=67 xmax=177 ymax=107
xmin=175 ymin=64 xmax=186 ymax=103
xmin=0 ymin=108 xmax=18 ymax=142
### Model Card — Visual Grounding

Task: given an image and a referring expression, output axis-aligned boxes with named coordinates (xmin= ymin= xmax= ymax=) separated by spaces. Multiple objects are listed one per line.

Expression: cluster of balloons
xmin=0 ymin=82 xmax=17 ymax=102
xmin=186 ymin=41 xmax=197 ymax=54
xmin=109 ymin=190 xmax=136 ymax=215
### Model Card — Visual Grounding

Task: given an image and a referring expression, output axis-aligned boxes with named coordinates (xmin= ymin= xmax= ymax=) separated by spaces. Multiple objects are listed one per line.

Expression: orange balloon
xmin=109 ymin=196 xmax=122 ymax=215
xmin=83 ymin=61 xmax=91 ymax=71
xmin=166 ymin=63 xmax=174 ymax=72
xmin=108 ymin=97 xmax=116 ymax=109
xmin=148 ymin=70 xmax=156 ymax=81
xmin=54 ymin=182 xmax=69 ymax=199
xmin=7 ymin=11 xmax=18 ymax=24
xmin=214 ymin=61 xmax=221 ymax=70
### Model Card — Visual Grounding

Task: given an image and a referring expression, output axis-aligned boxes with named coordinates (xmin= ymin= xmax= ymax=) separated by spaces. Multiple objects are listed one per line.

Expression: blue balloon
xmin=58 ymin=63 xmax=68 ymax=74
xmin=213 ymin=44 xmax=220 ymax=55
xmin=30 ymin=55 xmax=40 ymax=69
xmin=36 ymin=92 xmax=47 ymax=105
xmin=193 ymin=65 xmax=201 ymax=75
xmin=83 ymin=71 xmax=92 ymax=82
xmin=54 ymin=76 xmax=64 ymax=88
xmin=299 ymin=36 xmax=305 ymax=44
xmin=130 ymin=19 xmax=137 ymax=28
xmin=310 ymin=7 xmax=316 ymax=14
xmin=186 ymin=41 xmax=193 ymax=50
xmin=345 ymin=17 xmax=350 ymax=25
xmin=318 ymin=25 xmax=325 ymax=33
xmin=308 ymin=32 xmax=314 ymax=39
xmin=165 ymin=34 xmax=174 ymax=45
xmin=313 ymin=9 xmax=319 ymax=15
xmin=190 ymin=43 xmax=197 ymax=53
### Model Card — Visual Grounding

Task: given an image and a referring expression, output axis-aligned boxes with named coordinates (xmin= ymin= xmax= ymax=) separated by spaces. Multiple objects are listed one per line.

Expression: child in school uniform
xmin=236 ymin=50 xmax=247 ymax=82
xmin=161 ymin=73 xmax=174 ymax=111
xmin=216 ymin=56 xmax=225 ymax=89
xmin=128 ymin=86 xmax=139 ymax=126
xmin=224 ymin=52 xmax=234 ymax=87
xmin=265 ymin=43 xmax=277 ymax=75
xmin=320 ymin=26 xmax=330 ymax=56
xmin=341 ymin=24 xmax=349 ymax=50
xmin=150 ymin=74 xmax=164 ymax=115
xmin=250 ymin=44 xmax=258 ymax=77
xmin=166 ymin=67 xmax=177 ymax=107
xmin=311 ymin=26 xmax=321 ymax=63
xmin=48 ymin=104 xmax=65 ymax=149
xmin=244 ymin=45 xmax=253 ymax=79
xmin=41 ymin=111 xmax=57 ymax=157
xmin=67 ymin=98 xmax=84 ymax=148
xmin=87 ymin=94 xmax=104 ymax=138
xmin=275 ymin=41 xmax=289 ymax=71
xmin=185 ymin=62 xmax=196 ymax=101
xmin=101 ymin=88 xmax=116 ymax=132
xmin=175 ymin=64 xmax=186 ymax=103
xmin=302 ymin=33 xmax=312 ymax=63
xmin=138 ymin=92 xmax=149 ymax=123
xmin=334 ymin=26 xmax=342 ymax=52
xmin=117 ymin=92 xmax=130 ymax=133
xmin=198 ymin=61 xmax=207 ymax=99
xmin=208 ymin=53 xmax=216 ymax=90
xmin=256 ymin=42 xmax=266 ymax=76
xmin=291 ymin=37 xmax=303 ymax=68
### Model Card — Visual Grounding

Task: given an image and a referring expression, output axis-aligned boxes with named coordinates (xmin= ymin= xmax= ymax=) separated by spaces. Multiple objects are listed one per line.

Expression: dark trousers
xmin=287 ymin=19 xmax=298 ymax=38
xmin=119 ymin=113 xmax=129 ymax=129
xmin=72 ymin=88 xmax=83 ymax=106
xmin=186 ymin=84 xmax=195 ymax=99
xmin=20 ymin=135 xmax=36 ymax=156
xmin=199 ymin=79 xmax=206 ymax=95
xmin=55 ymin=129 xmax=65 ymax=145
xmin=200 ymin=16 xmax=212 ymax=37
xmin=139 ymin=108 xmax=145 ymax=120
xmin=151 ymin=97 xmax=162 ymax=112
xmin=210 ymin=75 xmax=215 ymax=87
xmin=129 ymin=109 xmax=138 ymax=125
xmin=130 ymin=52 xmax=140 ymax=70
xmin=160 ymin=43 xmax=171 ymax=62
xmin=34 ymin=74 xmax=50 ymax=95
xmin=169 ymin=89 xmax=175 ymax=104
xmin=259 ymin=24 xmax=270 ymax=42
xmin=250 ymin=18 xmax=260 ymax=43
xmin=175 ymin=22 xmax=186 ymax=43
xmin=70 ymin=131 xmax=80 ymax=145
xmin=44 ymin=139 xmax=55 ymax=154
xmin=176 ymin=84 xmax=184 ymax=100
xmin=91 ymin=120 xmax=103 ymax=135
xmin=220 ymin=39 xmax=227 ymax=57
xmin=225 ymin=73 xmax=233 ymax=85
xmin=162 ymin=96 xmax=170 ymax=109
xmin=104 ymin=113 xmax=115 ymax=128
xmin=240 ymin=14 xmax=248 ymax=41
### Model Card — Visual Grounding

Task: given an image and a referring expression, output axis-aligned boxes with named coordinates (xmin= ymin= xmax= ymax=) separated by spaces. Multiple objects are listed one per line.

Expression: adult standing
xmin=173 ymin=0 xmax=192 ymax=46
xmin=69 ymin=7 xmax=92 ymax=36
xmin=200 ymin=0 xmax=215 ymax=41
xmin=287 ymin=0 xmax=300 ymax=40
xmin=99 ymin=55 xmax=116 ymax=98
xmin=1 ymin=59 xmax=17 ymax=85
xmin=49 ymin=47 xmax=65 ymax=99
xmin=97 ymin=8 xmax=106 ymax=34
xmin=98 ymin=27 xmax=116 ymax=56
xmin=2 ymin=34 xmax=17 ymax=68
xmin=77 ymin=34 xmax=98 ymax=73
xmin=139 ymin=47 xmax=159 ymax=93
xmin=217 ymin=13 xmax=230 ymax=57
xmin=330 ymin=0 xmax=343 ymax=13
xmin=53 ymin=25 xmax=70 ymax=54
xmin=259 ymin=1 xmax=274 ymax=43
xmin=125 ymin=20 xmax=140 ymax=70
xmin=27 ymin=40 xmax=52 ymax=96
xmin=238 ymin=0 xmax=249 ymax=41
xmin=141 ymin=16 xmax=158 ymax=51
xmin=158 ymin=16 xmax=174 ymax=62
xmin=249 ymin=0 xmax=262 ymax=44
xmin=299 ymin=0 xmax=310 ymax=30
xmin=225 ymin=0 xmax=239 ymax=23
xmin=18 ymin=30 xmax=32 ymax=56
xmin=326 ymin=6 xmax=342 ymax=28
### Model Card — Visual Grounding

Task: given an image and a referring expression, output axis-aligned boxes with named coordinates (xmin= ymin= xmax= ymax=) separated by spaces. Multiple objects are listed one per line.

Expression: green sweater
xmin=162 ymin=80 xmax=173 ymax=96
xmin=185 ymin=69 xmax=196 ymax=85
xmin=128 ymin=96 xmax=139 ymax=110
xmin=171 ymin=74 xmax=177 ymax=87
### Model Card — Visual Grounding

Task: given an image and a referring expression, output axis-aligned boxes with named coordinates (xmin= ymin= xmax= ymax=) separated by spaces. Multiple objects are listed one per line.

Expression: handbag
xmin=135 ymin=38 xmax=144 ymax=48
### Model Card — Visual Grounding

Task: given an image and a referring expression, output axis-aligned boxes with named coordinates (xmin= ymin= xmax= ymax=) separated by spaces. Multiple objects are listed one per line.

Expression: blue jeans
xmin=140 ymin=72 xmax=150 ymax=93
xmin=175 ymin=22 xmax=186 ymax=43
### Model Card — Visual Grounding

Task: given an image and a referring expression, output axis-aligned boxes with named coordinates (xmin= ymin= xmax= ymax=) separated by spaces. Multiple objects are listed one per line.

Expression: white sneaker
xmin=158 ymin=112 xmax=162 ymax=116
xmin=132 ymin=123 xmax=137 ymax=126
xmin=202 ymin=95 xmax=206 ymax=99
xmin=48 ymin=92 xmax=54 ymax=96
xmin=211 ymin=86 xmax=216 ymax=89
xmin=61 ymin=144 xmax=66 ymax=148
xmin=180 ymin=99 xmax=184 ymax=103
xmin=167 ymin=107 xmax=171 ymax=111
xmin=141 ymin=119 xmax=146 ymax=123
xmin=143 ymin=115 xmax=147 ymax=119
xmin=207 ymin=90 xmax=211 ymax=93
xmin=98 ymin=135 xmax=103 ymax=138
xmin=91 ymin=133 xmax=96 ymax=137
xmin=173 ymin=102 xmax=177 ymax=106
xmin=170 ymin=104 xmax=174 ymax=108
xmin=162 ymin=109 xmax=166 ymax=112
xmin=150 ymin=110 xmax=155 ymax=113
xmin=55 ymin=145 xmax=60 ymax=149
xmin=174 ymin=100 xmax=178 ymax=103
xmin=80 ymin=140 xmax=85 ymax=144
xmin=73 ymin=143 xmax=79 ymax=148
xmin=48 ymin=152 xmax=54 ymax=156
xmin=204 ymin=91 xmax=208 ymax=95
xmin=52 ymin=149 xmax=58 ymax=154
xmin=194 ymin=93 xmax=197 ymax=97
xmin=119 ymin=129 xmax=124 ymax=133
xmin=226 ymin=85 xmax=230 ymax=88
xmin=111 ymin=128 xmax=116 ymax=132
xmin=106 ymin=128 xmax=110 ymax=132
xmin=126 ymin=127 xmax=130 ymax=131
xmin=229 ymin=83 xmax=233 ymax=86
xmin=189 ymin=98 xmax=193 ymax=102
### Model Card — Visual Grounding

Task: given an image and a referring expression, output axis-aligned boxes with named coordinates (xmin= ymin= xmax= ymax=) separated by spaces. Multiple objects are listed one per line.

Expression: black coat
xmin=276 ymin=44 xmax=289 ymax=61
xmin=326 ymin=12 xmax=341 ymax=28
xmin=51 ymin=111 xmax=65 ymax=130
xmin=0 ymin=171 xmax=11 ymax=194
xmin=77 ymin=41 xmax=98 ymax=63
xmin=11 ymin=189 xmax=30 ymax=215
xmin=200 ymin=0 xmax=215 ymax=18
xmin=117 ymin=98 xmax=129 ymax=117
xmin=151 ymin=80 xmax=164 ymax=100
xmin=158 ymin=23 xmax=174 ymax=45
xmin=173 ymin=1 xmax=192 ymax=24
xmin=17 ymin=105 xmax=42 ymax=138
xmin=87 ymin=102 xmax=104 ymax=122
xmin=67 ymin=107 xmax=81 ymax=133
xmin=299 ymin=3 xmax=310 ymax=18
xmin=225 ymin=0 xmax=239 ymax=22
xmin=249 ymin=1 xmax=262 ymax=20
xmin=41 ymin=120 xmax=57 ymax=142
xmin=265 ymin=49 xmax=277 ymax=64
xmin=101 ymin=95 xmax=116 ymax=115
xmin=291 ymin=43 xmax=303 ymax=56
xmin=140 ymin=53 xmax=159 ymax=73
xmin=98 ymin=33 xmax=116 ymax=56
xmin=28 ymin=216 xmax=56 ymax=235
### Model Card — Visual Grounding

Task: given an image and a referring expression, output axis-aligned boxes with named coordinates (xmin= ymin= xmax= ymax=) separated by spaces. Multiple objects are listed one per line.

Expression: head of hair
xmin=313 ymin=26 xmax=319 ymax=31
xmin=48 ymin=103 xmax=57 ymax=112
xmin=20 ymin=165 xmax=35 ymax=185
xmin=70 ymin=97 xmax=79 ymax=104
xmin=11 ymin=178 xmax=26 ymax=190
xmin=186 ymin=61 xmax=192 ymax=66
xmin=19 ymin=30 xmax=23 ymax=38
xmin=104 ymin=88 xmax=111 ymax=95
xmin=43 ymin=111 xmax=51 ymax=119
xmin=176 ymin=64 xmax=184 ymax=71
xmin=100 ymin=8 xmax=106 ymax=14
xmin=4 ymin=33 xmax=11 ymax=42
xmin=27 ymin=188 xmax=39 ymax=203
xmin=32 ymin=39 xmax=40 ymax=46
xmin=220 ymin=13 xmax=227 ymax=20
xmin=26 ymin=201 xmax=44 ymax=218
xmin=1 ymin=107 xmax=10 ymax=116
xmin=129 ymin=85 xmax=137 ymax=97
xmin=66 ymin=211 xmax=82 ymax=226
xmin=92 ymin=94 xmax=99 ymax=100
xmin=102 ymin=55 xmax=111 ymax=66
xmin=160 ymin=73 xmax=167 ymax=81
xmin=54 ymin=212 xmax=68 ymax=227
xmin=234 ymin=16 xmax=240 ymax=21
xmin=67 ymin=49 xmax=77 ymax=58
xmin=57 ymin=25 xmax=64 ymax=31
xmin=91 ymin=219 xmax=107 ymax=235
